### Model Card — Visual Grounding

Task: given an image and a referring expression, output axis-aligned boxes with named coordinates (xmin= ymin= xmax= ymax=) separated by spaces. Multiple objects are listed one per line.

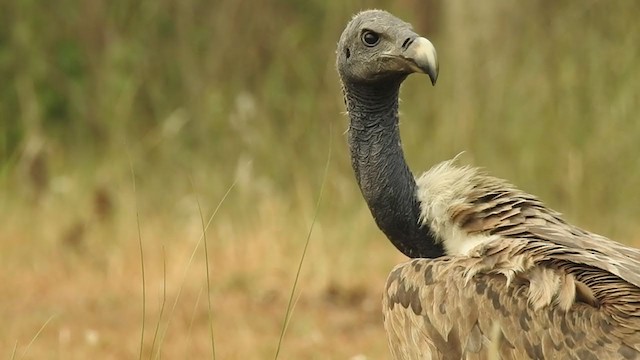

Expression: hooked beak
xmin=402 ymin=37 xmax=439 ymax=85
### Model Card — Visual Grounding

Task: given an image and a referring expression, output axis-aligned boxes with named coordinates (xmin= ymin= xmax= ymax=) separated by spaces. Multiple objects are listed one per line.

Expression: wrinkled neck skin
xmin=344 ymin=78 xmax=444 ymax=259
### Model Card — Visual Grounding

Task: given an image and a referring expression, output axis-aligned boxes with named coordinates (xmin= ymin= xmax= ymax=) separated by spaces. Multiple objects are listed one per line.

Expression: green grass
xmin=1 ymin=0 xmax=640 ymax=358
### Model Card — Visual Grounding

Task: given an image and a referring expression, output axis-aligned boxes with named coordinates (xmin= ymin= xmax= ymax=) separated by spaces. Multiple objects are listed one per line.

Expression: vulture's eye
xmin=362 ymin=31 xmax=380 ymax=47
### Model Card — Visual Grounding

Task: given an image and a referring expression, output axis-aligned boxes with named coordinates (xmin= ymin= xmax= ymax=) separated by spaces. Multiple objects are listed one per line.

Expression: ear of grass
xmin=192 ymin=178 xmax=216 ymax=359
xmin=273 ymin=126 xmax=332 ymax=360
xmin=149 ymin=245 xmax=167 ymax=360
xmin=19 ymin=314 xmax=56 ymax=359
xmin=128 ymin=149 xmax=146 ymax=360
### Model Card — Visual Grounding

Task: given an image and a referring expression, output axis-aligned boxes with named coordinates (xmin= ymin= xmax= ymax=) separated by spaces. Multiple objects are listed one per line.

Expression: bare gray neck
xmin=344 ymin=80 xmax=444 ymax=259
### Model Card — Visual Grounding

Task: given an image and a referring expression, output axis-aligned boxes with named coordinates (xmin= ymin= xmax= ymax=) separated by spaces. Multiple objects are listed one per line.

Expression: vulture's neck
xmin=343 ymin=79 xmax=444 ymax=259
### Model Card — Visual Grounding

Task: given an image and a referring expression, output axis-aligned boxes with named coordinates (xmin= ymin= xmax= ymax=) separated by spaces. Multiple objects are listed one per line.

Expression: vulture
xmin=336 ymin=9 xmax=640 ymax=359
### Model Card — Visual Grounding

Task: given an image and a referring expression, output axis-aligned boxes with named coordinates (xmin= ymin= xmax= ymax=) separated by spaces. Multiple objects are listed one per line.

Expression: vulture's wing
xmin=384 ymin=256 xmax=640 ymax=359
xmin=394 ymin=161 xmax=640 ymax=358
xmin=453 ymin=177 xmax=640 ymax=290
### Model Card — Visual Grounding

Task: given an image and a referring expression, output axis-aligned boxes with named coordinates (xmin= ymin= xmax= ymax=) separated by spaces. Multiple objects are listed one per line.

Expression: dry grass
xmin=2 ymin=0 xmax=640 ymax=358
xmin=1 ymin=191 xmax=404 ymax=358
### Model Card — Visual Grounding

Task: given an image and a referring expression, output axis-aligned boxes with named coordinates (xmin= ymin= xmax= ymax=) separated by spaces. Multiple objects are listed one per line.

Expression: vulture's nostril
xmin=401 ymin=37 xmax=414 ymax=50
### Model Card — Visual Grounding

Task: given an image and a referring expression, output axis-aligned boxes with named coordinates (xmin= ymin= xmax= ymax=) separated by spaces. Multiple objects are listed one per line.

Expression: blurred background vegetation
xmin=1 ymin=0 xmax=639 ymax=358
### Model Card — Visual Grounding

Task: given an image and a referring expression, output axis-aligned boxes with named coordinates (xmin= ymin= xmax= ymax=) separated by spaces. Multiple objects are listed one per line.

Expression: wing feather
xmin=428 ymin=163 xmax=640 ymax=291
xmin=384 ymin=258 xmax=640 ymax=359
xmin=403 ymin=162 xmax=640 ymax=358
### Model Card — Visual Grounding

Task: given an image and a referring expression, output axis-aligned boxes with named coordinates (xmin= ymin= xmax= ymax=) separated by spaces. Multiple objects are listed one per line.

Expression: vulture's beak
xmin=402 ymin=37 xmax=439 ymax=86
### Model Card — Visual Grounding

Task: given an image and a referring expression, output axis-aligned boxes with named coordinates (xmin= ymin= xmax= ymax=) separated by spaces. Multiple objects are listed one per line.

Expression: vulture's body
xmin=336 ymin=10 xmax=640 ymax=359
xmin=385 ymin=162 xmax=640 ymax=359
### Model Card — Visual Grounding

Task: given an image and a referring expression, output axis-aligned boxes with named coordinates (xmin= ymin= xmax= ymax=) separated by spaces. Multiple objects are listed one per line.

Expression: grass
xmin=192 ymin=178 xmax=216 ymax=359
xmin=1 ymin=192 xmax=393 ymax=358
xmin=1 ymin=0 xmax=640 ymax=358
xmin=128 ymin=149 xmax=146 ymax=360
xmin=275 ymin=124 xmax=332 ymax=360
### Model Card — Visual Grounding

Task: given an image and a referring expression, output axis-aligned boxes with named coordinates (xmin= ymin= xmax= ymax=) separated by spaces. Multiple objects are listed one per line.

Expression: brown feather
xmin=387 ymin=162 xmax=640 ymax=358
xmin=384 ymin=258 xmax=640 ymax=359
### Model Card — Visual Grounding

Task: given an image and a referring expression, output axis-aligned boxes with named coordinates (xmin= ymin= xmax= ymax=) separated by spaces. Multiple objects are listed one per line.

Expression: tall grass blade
xmin=184 ymin=285 xmax=205 ymax=357
xmin=192 ymin=178 xmax=217 ymax=359
xmin=156 ymin=178 xmax=235 ymax=356
xmin=274 ymin=126 xmax=332 ymax=360
xmin=150 ymin=245 xmax=168 ymax=359
xmin=128 ymin=149 xmax=146 ymax=360
xmin=19 ymin=314 xmax=56 ymax=359
xmin=10 ymin=341 xmax=17 ymax=360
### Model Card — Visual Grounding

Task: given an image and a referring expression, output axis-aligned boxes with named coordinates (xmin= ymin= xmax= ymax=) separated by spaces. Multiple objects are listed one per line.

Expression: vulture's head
xmin=336 ymin=10 xmax=438 ymax=85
